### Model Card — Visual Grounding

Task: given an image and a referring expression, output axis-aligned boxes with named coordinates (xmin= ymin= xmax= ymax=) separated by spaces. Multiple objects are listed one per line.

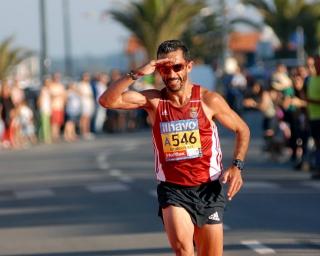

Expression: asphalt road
xmin=0 ymin=111 xmax=319 ymax=256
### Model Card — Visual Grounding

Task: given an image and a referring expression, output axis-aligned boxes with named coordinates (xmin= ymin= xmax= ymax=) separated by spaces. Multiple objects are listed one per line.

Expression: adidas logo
xmin=208 ymin=211 xmax=220 ymax=221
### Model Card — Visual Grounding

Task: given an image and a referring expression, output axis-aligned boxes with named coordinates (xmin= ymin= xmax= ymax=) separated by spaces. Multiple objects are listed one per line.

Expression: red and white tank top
xmin=152 ymin=85 xmax=223 ymax=186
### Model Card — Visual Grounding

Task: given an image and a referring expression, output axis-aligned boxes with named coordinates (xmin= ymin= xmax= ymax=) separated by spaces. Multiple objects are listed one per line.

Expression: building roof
xmin=228 ymin=32 xmax=261 ymax=52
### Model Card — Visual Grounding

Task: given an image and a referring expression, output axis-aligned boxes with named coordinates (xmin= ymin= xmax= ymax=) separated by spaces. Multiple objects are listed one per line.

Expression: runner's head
xmin=157 ymin=40 xmax=191 ymax=62
xmin=156 ymin=40 xmax=193 ymax=92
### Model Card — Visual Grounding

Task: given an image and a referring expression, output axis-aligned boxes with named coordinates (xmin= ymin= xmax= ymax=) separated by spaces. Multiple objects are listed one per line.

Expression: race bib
xmin=160 ymin=119 xmax=202 ymax=161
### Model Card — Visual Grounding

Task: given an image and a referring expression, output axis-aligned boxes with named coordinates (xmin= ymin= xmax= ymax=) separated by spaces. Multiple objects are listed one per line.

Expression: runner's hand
xmin=135 ymin=58 xmax=173 ymax=76
xmin=220 ymin=166 xmax=243 ymax=201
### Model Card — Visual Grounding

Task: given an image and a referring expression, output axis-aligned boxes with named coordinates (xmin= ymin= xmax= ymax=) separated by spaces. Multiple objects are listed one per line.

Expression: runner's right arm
xmin=99 ymin=74 xmax=147 ymax=110
xmin=99 ymin=58 xmax=170 ymax=110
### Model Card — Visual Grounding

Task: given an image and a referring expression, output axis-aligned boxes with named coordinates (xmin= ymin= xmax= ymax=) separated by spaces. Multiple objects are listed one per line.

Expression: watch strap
xmin=232 ymin=159 xmax=244 ymax=171
xmin=127 ymin=70 xmax=141 ymax=80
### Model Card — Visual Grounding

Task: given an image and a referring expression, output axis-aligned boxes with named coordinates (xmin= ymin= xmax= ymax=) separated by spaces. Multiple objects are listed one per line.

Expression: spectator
xmin=272 ymin=64 xmax=303 ymax=163
xmin=243 ymin=82 xmax=278 ymax=152
xmin=11 ymin=79 xmax=25 ymax=107
xmin=307 ymin=56 xmax=320 ymax=179
xmin=78 ymin=72 xmax=95 ymax=140
xmin=90 ymin=72 xmax=99 ymax=133
xmin=226 ymin=66 xmax=247 ymax=115
xmin=64 ymin=82 xmax=81 ymax=142
xmin=17 ymin=100 xmax=37 ymax=146
xmin=49 ymin=73 xmax=66 ymax=142
xmin=292 ymin=73 xmax=309 ymax=170
xmin=38 ymin=77 xmax=52 ymax=144
xmin=0 ymin=81 xmax=14 ymax=148
xmin=94 ymin=73 xmax=109 ymax=133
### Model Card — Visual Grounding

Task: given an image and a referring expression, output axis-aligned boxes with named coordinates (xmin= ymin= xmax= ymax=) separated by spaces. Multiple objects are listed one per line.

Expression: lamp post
xmin=39 ymin=0 xmax=49 ymax=82
xmin=219 ymin=0 xmax=228 ymax=71
xmin=296 ymin=26 xmax=305 ymax=65
xmin=63 ymin=0 xmax=73 ymax=78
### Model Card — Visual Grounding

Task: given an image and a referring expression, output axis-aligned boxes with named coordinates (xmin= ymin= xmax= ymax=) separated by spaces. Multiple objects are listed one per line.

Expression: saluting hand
xmin=135 ymin=58 xmax=174 ymax=76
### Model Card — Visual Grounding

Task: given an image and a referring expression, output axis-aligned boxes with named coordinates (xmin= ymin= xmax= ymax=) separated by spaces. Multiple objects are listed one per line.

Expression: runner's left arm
xmin=204 ymin=92 xmax=250 ymax=200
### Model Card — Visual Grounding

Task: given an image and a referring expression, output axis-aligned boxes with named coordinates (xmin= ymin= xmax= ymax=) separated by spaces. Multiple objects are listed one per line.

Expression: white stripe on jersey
xmin=209 ymin=124 xmax=223 ymax=181
xmin=152 ymin=132 xmax=166 ymax=181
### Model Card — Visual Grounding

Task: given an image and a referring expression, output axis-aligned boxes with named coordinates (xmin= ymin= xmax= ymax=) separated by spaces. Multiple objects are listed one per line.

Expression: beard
xmin=163 ymin=76 xmax=186 ymax=92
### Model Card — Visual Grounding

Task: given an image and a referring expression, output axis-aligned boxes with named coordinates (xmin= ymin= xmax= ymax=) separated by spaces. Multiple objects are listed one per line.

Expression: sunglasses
xmin=156 ymin=63 xmax=187 ymax=74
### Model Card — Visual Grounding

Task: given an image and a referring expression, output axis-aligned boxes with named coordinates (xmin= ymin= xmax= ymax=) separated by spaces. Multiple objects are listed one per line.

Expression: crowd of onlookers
xmin=0 ymin=68 xmax=158 ymax=150
xmin=224 ymin=56 xmax=320 ymax=179
xmin=1 ymin=58 xmax=320 ymax=178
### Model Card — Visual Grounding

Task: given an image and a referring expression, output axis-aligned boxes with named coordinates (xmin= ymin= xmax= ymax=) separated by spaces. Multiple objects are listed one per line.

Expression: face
xmin=293 ymin=75 xmax=303 ymax=90
xmin=156 ymin=49 xmax=191 ymax=92
xmin=252 ymin=83 xmax=262 ymax=94
xmin=53 ymin=73 xmax=61 ymax=82
xmin=82 ymin=73 xmax=91 ymax=82
xmin=277 ymin=64 xmax=287 ymax=73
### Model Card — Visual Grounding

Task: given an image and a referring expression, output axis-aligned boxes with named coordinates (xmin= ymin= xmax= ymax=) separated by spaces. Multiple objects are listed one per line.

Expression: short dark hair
xmin=314 ymin=55 xmax=320 ymax=75
xmin=157 ymin=40 xmax=191 ymax=61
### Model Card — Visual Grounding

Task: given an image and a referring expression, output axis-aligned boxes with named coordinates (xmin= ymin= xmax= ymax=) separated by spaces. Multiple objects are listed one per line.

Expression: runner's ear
xmin=187 ymin=61 xmax=193 ymax=73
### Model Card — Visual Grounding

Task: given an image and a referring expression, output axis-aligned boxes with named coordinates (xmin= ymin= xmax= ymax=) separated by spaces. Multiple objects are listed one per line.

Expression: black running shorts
xmin=157 ymin=180 xmax=226 ymax=227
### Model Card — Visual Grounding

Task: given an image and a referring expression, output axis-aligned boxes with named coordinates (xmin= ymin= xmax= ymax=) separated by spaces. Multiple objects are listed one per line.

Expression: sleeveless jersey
xmin=152 ymin=85 xmax=223 ymax=186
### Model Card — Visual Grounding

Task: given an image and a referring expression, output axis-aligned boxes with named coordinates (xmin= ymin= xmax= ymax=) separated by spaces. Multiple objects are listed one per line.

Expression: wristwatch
xmin=232 ymin=159 xmax=244 ymax=171
xmin=127 ymin=70 xmax=140 ymax=80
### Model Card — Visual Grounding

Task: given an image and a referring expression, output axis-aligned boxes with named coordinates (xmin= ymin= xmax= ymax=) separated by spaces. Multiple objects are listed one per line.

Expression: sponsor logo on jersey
xmin=160 ymin=119 xmax=198 ymax=134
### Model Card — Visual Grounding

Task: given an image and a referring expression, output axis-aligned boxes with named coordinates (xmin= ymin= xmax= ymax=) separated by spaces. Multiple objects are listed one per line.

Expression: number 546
xmin=171 ymin=132 xmax=197 ymax=146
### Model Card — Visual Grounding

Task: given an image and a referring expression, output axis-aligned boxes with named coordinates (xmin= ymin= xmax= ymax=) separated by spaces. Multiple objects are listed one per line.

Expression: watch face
xmin=128 ymin=71 xmax=136 ymax=80
xmin=233 ymin=159 xmax=244 ymax=170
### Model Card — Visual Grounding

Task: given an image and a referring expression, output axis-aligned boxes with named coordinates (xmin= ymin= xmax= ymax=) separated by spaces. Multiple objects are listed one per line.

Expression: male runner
xmin=99 ymin=40 xmax=250 ymax=256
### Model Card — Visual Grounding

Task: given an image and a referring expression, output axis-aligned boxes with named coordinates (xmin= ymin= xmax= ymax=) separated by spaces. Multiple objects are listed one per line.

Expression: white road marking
xmin=99 ymin=162 xmax=110 ymax=170
xmin=109 ymin=169 xmax=134 ymax=183
xmin=122 ymin=142 xmax=139 ymax=152
xmin=241 ymin=240 xmax=275 ymax=254
xmin=109 ymin=169 xmax=122 ymax=177
xmin=86 ymin=182 xmax=129 ymax=193
xmin=118 ymin=176 xmax=134 ymax=183
xmin=96 ymin=153 xmax=110 ymax=170
xmin=0 ymin=206 xmax=80 ymax=215
xmin=303 ymin=181 xmax=320 ymax=189
xmin=15 ymin=189 xmax=55 ymax=199
xmin=96 ymin=154 xmax=107 ymax=162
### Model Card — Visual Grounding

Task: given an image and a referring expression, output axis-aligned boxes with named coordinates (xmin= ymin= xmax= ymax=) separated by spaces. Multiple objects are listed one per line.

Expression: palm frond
xmin=110 ymin=0 xmax=205 ymax=59
xmin=241 ymin=0 xmax=320 ymax=54
xmin=0 ymin=37 xmax=32 ymax=81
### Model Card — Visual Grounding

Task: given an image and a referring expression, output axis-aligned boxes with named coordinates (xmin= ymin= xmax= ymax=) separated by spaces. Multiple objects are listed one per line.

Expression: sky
xmin=0 ymin=0 xmax=262 ymax=60
xmin=0 ymin=0 xmax=129 ymax=59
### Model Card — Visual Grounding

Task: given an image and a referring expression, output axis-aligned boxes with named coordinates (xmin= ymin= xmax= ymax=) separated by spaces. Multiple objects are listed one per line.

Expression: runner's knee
xmin=171 ymin=241 xmax=194 ymax=256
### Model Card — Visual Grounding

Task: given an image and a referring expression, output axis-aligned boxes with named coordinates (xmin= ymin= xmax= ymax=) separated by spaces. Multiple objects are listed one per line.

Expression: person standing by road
xmin=78 ymin=72 xmax=95 ymax=140
xmin=49 ymin=73 xmax=66 ymax=142
xmin=99 ymin=40 xmax=250 ymax=256
xmin=38 ymin=77 xmax=52 ymax=144
xmin=307 ymin=56 xmax=320 ymax=179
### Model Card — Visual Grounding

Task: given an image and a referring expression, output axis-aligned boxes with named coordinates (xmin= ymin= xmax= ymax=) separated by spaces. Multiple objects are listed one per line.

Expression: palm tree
xmin=110 ymin=0 xmax=205 ymax=59
xmin=0 ymin=37 xmax=32 ymax=81
xmin=182 ymin=12 xmax=222 ymax=65
xmin=240 ymin=0 xmax=320 ymax=55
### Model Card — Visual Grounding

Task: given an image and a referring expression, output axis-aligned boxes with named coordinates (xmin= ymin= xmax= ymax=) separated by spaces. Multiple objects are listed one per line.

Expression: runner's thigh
xmin=162 ymin=205 xmax=195 ymax=253
xmin=194 ymin=223 xmax=223 ymax=256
